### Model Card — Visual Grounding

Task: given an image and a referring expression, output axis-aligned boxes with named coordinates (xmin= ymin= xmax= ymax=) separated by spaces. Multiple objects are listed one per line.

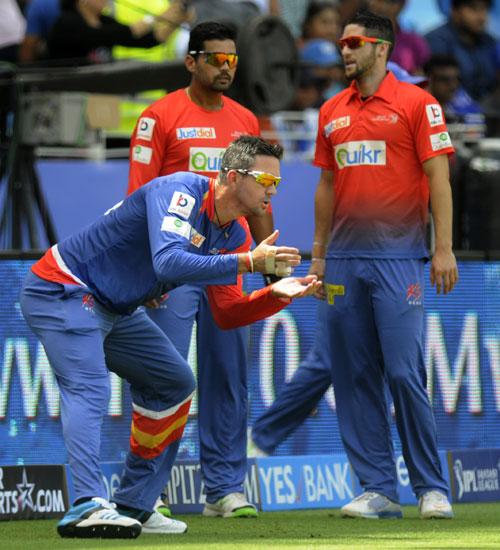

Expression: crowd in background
xmin=1 ymin=0 xmax=499 ymax=145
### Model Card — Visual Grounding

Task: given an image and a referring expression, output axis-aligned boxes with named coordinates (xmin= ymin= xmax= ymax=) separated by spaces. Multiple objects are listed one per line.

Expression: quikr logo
xmin=189 ymin=147 xmax=225 ymax=173
xmin=334 ymin=141 xmax=386 ymax=170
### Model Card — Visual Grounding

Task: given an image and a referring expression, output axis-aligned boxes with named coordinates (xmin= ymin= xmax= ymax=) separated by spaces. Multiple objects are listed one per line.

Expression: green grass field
xmin=2 ymin=503 xmax=500 ymax=549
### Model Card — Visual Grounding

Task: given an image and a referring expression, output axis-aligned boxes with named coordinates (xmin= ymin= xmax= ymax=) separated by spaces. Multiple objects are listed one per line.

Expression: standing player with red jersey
xmin=311 ymin=12 xmax=458 ymax=519
xmin=127 ymin=22 xmax=268 ymax=518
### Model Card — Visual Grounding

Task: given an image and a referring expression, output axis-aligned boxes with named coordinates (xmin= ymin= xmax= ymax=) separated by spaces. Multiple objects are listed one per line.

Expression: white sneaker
xmin=203 ymin=492 xmax=258 ymax=518
xmin=141 ymin=511 xmax=187 ymax=534
xmin=57 ymin=497 xmax=142 ymax=538
xmin=153 ymin=495 xmax=172 ymax=518
xmin=341 ymin=492 xmax=402 ymax=519
xmin=419 ymin=491 xmax=454 ymax=519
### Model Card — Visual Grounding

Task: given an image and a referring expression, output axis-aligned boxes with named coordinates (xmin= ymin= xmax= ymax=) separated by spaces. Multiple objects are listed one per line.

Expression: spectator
xmin=367 ymin=0 xmax=431 ymax=73
xmin=18 ymin=0 xmax=60 ymax=63
xmin=47 ymin=0 xmax=190 ymax=64
xmin=190 ymin=0 xmax=267 ymax=26
xmin=0 ymin=0 xmax=26 ymax=63
xmin=300 ymin=0 xmax=341 ymax=45
xmin=270 ymin=0 xmax=309 ymax=39
xmin=300 ymin=38 xmax=345 ymax=100
xmin=425 ymin=0 xmax=497 ymax=100
xmin=424 ymin=54 xmax=485 ymax=138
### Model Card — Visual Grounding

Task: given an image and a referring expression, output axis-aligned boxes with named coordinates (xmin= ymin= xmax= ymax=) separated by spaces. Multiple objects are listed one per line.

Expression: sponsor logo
xmin=190 ymin=227 xmax=206 ymax=248
xmin=324 ymin=284 xmax=344 ymax=305
xmin=430 ymin=131 xmax=452 ymax=151
xmin=136 ymin=117 xmax=156 ymax=141
xmin=132 ymin=145 xmax=153 ymax=165
xmin=0 ymin=466 xmax=67 ymax=519
xmin=406 ymin=283 xmax=422 ymax=306
xmin=334 ymin=141 xmax=386 ymax=170
xmin=324 ymin=116 xmax=350 ymax=137
xmin=454 ymin=459 xmax=500 ymax=500
xmin=189 ymin=147 xmax=225 ymax=173
xmin=161 ymin=216 xmax=192 ymax=239
xmin=168 ymin=191 xmax=195 ymax=219
xmin=426 ymin=104 xmax=444 ymax=127
xmin=176 ymin=127 xmax=216 ymax=140
xmin=371 ymin=114 xmax=398 ymax=124
xmin=82 ymin=293 xmax=95 ymax=313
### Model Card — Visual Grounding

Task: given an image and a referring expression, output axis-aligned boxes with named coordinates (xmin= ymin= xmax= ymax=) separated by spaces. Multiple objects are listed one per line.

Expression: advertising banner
xmin=257 ymin=455 xmax=355 ymax=511
xmin=449 ymin=449 xmax=500 ymax=503
xmin=0 ymin=465 xmax=68 ymax=520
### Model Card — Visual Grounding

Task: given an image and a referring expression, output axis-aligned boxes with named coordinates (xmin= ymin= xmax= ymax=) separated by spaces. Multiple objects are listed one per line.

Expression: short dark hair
xmin=188 ymin=22 xmax=237 ymax=53
xmin=423 ymin=54 xmax=460 ymax=75
xmin=345 ymin=11 xmax=395 ymax=57
xmin=221 ymin=136 xmax=283 ymax=173
xmin=451 ymin=0 xmax=493 ymax=9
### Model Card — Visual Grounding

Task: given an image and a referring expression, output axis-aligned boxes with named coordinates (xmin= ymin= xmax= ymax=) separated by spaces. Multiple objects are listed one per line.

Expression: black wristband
xmin=262 ymin=273 xmax=281 ymax=286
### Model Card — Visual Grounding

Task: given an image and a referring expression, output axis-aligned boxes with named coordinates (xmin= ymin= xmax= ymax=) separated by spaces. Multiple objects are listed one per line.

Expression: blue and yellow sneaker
xmin=57 ymin=497 xmax=142 ymax=538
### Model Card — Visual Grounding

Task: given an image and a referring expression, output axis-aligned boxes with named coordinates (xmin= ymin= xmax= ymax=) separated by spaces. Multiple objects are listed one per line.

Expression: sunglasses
xmin=337 ymin=35 xmax=392 ymax=50
xmin=189 ymin=50 xmax=239 ymax=69
xmin=234 ymin=168 xmax=282 ymax=187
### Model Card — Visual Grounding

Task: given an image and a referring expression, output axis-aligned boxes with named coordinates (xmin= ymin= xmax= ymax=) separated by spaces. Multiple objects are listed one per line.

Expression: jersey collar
xmin=346 ymin=70 xmax=399 ymax=105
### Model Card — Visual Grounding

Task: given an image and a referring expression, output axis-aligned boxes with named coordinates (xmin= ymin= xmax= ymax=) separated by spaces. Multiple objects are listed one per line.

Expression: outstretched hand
xmin=270 ymin=275 xmax=322 ymax=299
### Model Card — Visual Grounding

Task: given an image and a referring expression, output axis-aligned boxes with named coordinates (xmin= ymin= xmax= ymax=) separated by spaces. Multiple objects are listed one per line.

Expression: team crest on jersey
xmin=136 ymin=117 xmax=156 ymax=140
xmin=189 ymin=147 xmax=225 ymax=172
xmin=176 ymin=127 xmax=216 ymax=140
xmin=426 ymin=104 xmax=444 ymax=127
xmin=132 ymin=145 xmax=153 ymax=165
xmin=371 ymin=114 xmax=398 ymax=124
xmin=430 ymin=131 xmax=452 ymax=151
xmin=406 ymin=283 xmax=422 ymax=306
xmin=82 ymin=294 xmax=95 ymax=313
xmin=168 ymin=191 xmax=195 ymax=219
xmin=161 ymin=216 xmax=192 ymax=239
xmin=324 ymin=116 xmax=350 ymax=137
xmin=190 ymin=227 xmax=206 ymax=248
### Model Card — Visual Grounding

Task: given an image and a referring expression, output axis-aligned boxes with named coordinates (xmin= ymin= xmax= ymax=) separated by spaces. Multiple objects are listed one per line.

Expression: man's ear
xmin=185 ymin=54 xmax=196 ymax=74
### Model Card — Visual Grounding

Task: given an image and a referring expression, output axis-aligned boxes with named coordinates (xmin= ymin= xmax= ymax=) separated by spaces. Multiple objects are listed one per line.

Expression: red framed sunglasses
xmin=189 ymin=50 xmax=239 ymax=69
xmin=337 ymin=35 xmax=392 ymax=50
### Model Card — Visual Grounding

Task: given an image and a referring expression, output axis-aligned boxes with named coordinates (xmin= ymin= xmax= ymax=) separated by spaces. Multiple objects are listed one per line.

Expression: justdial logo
xmin=334 ymin=140 xmax=386 ymax=170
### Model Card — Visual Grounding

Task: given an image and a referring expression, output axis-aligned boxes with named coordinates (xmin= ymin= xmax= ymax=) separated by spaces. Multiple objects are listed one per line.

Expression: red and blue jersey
xmin=32 ymin=172 xmax=286 ymax=325
xmin=314 ymin=71 xmax=455 ymax=259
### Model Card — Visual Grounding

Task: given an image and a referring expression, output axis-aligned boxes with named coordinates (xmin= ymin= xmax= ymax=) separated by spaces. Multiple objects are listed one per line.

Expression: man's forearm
xmin=312 ymin=171 xmax=334 ymax=258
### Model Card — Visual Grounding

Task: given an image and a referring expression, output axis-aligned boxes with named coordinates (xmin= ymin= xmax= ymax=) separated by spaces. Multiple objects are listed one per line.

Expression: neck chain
xmin=214 ymin=200 xmax=222 ymax=227
xmin=213 ymin=198 xmax=229 ymax=238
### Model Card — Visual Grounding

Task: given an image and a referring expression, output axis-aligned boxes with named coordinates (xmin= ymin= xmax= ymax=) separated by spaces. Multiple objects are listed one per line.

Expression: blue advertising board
xmin=449 ymin=449 xmax=500 ymax=503
xmin=257 ymin=455 xmax=355 ymax=511
xmin=0 ymin=260 xmax=499 ymax=474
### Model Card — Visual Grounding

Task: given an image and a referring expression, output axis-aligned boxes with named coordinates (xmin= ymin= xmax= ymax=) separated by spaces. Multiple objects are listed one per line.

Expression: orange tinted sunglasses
xmin=337 ymin=35 xmax=392 ymax=50
xmin=189 ymin=50 xmax=239 ymax=69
